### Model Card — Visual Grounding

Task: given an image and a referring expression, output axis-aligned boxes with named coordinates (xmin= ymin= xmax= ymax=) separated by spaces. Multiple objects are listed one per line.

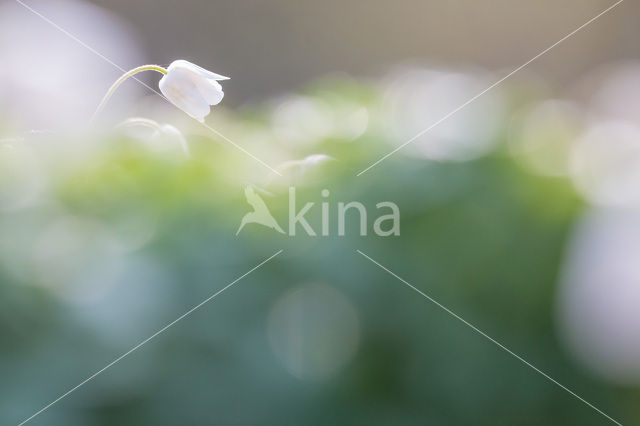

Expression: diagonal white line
xmin=17 ymin=249 xmax=283 ymax=426
xmin=13 ymin=0 xmax=159 ymax=97
xmin=14 ymin=0 xmax=282 ymax=176
xmin=199 ymin=121 xmax=283 ymax=176
xmin=356 ymin=0 xmax=624 ymax=176
xmin=356 ymin=249 xmax=622 ymax=426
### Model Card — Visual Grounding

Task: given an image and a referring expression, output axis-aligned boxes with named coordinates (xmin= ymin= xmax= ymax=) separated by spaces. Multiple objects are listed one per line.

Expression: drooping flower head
xmin=159 ymin=60 xmax=229 ymax=122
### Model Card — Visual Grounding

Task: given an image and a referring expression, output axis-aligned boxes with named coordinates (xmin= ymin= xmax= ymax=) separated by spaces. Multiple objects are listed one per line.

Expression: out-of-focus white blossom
xmin=384 ymin=68 xmax=504 ymax=162
xmin=118 ymin=118 xmax=190 ymax=155
xmin=270 ymin=95 xmax=369 ymax=149
xmin=158 ymin=124 xmax=190 ymax=155
xmin=268 ymin=283 xmax=360 ymax=380
xmin=558 ymin=208 xmax=640 ymax=385
xmin=589 ymin=62 xmax=640 ymax=125
xmin=0 ymin=0 xmax=144 ymax=128
xmin=271 ymin=96 xmax=334 ymax=147
xmin=268 ymin=154 xmax=336 ymax=190
xmin=570 ymin=122 xmax=640 ymax=207
xmin=509 ymin=100 xmax=583 ymax=177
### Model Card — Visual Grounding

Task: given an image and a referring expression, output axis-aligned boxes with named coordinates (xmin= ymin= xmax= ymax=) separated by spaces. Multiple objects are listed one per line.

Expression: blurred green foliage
xmin=0 ymin=76 xmax=636 ymax=426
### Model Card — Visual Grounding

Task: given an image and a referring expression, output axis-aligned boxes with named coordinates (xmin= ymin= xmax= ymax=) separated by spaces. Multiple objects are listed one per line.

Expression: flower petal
xmin=159 ymin=70 xmax=210 ymax=121
xmin=168 ymin=59 xmax=229 ymax=81
xmin=161 ymin=124 xmax=190 ymax=155
xmin=194 ymin=78 xmax=224 ymax=106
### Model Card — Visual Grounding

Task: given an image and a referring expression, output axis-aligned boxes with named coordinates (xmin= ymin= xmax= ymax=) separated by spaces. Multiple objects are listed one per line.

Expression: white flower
xmin=159 ymin=124 xmax=190 ymax=155
xmin=159 ymin=60 xmax=229 ymax=122
xmin=267 ymin=154 xmax=336 ymax=190
xmin=117 ymin=118 xmax=190 ymax=155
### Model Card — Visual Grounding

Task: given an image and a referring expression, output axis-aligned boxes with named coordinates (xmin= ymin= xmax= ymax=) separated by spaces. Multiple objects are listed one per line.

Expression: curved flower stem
xmin=91 ymin=65 xmax=167 ymax=122
xmin=116 ymin=117 xmax=165 ymax=134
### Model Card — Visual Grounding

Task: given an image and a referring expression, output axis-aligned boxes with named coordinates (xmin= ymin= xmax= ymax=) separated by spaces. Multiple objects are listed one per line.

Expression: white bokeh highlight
xmin=558 ymin=208 xmax=640 ymax=385
xmin=268 ymin=283 xmax=360 ymax=380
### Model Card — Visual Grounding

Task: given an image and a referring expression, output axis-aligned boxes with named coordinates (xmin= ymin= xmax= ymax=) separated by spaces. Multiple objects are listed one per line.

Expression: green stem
xmin=91 ymin=65 xmax=167 ymax=122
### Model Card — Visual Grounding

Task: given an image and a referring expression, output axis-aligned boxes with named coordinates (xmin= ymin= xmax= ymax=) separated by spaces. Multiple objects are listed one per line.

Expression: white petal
xmin=303 ymin=154 xmax=334 ymax=166
xmin=161 ymin=124 xmax=190 ymax=155
xmin=159 ymin=70 xmax=210 ymax=121
xmin=194 ymin=78 xmax=224 ymax=106
xmin=168 ymin=59 xmax=229 ymax=81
